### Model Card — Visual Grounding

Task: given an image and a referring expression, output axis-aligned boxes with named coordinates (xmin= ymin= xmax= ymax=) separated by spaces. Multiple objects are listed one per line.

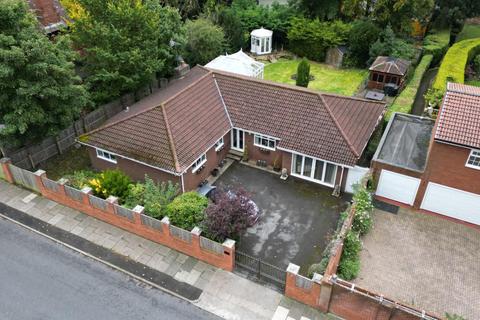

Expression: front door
xmin=231 ymin=128 xmax=244 ymax=152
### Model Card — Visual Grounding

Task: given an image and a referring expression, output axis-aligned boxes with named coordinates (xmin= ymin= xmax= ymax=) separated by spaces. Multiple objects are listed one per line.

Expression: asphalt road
xmin=0 ymin=217 xmax=220 ymax=320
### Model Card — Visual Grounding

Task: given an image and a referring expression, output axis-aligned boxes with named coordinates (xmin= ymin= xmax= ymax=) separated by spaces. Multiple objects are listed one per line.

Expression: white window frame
xmin=254 ymin=134 xmax=276 ymax=151
xmin=466 ymin=149 xmax=480 ymax=170
xmin=291 ymin=153 xmax=338 ymax=187
xmin=191 ymin=153 xmax=207 ymax=173
xmin=96 ymin=148 xmax=117 ymax=164
xmin=214 ymin=137 xmax=224 ymax=151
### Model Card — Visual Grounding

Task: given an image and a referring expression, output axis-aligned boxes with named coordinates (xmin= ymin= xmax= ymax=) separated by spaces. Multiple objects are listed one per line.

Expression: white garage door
xmin=421 ymin=183 xmax=480 ymax=225
xmin=376 ymin=170 xmax=421 ymax=205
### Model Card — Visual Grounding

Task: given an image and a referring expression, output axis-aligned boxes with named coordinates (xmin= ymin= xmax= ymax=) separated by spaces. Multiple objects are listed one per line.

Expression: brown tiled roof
xmin=434 ymin=83 xmax=480 ymax=149
xmin=28 ymin=0 xmax=66 ymax=31
xmin=214 ymin=73 xmax=385 ymax=166
xmin=369 ymin=56 xmax=410 ymax=76
xmin=83 ymin=67 xmax=385 ymax=171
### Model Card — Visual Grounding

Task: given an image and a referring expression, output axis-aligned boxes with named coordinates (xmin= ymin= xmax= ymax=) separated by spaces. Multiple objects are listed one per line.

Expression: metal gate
xmin=235 ymin=250 xmax=286 ymax=290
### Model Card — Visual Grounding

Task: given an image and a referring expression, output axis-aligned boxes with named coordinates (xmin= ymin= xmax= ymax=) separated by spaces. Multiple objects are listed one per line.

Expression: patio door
xmin=231 ymin=128 xmax=244 ymax=152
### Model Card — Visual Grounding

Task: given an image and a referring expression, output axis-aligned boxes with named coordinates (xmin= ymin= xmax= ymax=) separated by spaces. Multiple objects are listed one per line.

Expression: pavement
xmin=214 ymin=162 xmax=348 ymax=272
xmin=0 ymin=216 xmax=220 ymax=320
xmin=355 ymin=207 xmax=480 ymax=319
xmin=0 ymin=180 xmax=333 ymax=320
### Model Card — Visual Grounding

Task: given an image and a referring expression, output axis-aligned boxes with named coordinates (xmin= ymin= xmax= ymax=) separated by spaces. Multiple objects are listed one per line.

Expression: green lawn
xmin=264 ymin=59 xmax=367 ymax=96
xmin=466 ymin=79 xmax=480 ymax=87
xmin=39 ymin=146 xmax=93 ymax=181
xmin=457 ymin=23 xmax=480 ymax=42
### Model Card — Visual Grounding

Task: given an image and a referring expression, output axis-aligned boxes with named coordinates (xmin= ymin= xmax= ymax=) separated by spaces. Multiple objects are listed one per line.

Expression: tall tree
xmin=346 ymin=19 xmax=380 ymax=67
xmin=372 ymin=0 xmax=434 ymax=34
xmin=71 ymin=0 xmax=184 ymax=103
xmin=0 ymin=0 xmax=90 ymax=147
xmin=183 ymin=18 xmax=226 ymax=66
xmin=292 ymin=0 xmax=340 ymax=20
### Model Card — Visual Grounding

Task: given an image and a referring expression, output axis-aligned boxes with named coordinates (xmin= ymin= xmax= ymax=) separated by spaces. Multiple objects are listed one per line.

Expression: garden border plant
xmin=308 ymin=182 xmax=374 ymax=280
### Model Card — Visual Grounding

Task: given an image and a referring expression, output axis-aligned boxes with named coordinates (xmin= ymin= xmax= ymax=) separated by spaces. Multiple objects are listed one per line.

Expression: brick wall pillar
xmin=285 ymin=263 xmax=323 ymax=309
xmin=57 ymin=178 xmax=68 ymax=197
xmin=191 ymin=226 xmax=202 ymax=256
xmin=161 ymin=216 xmax=171 ymax=237
xmin=33 ymin=169 xmax=47 ymax=195
xmin=0 ymin=158 xmax=14 ymax=183
xmin=81 ymin=186 xmax=92 ymax=206
xmin=318 ymin=278 xmax=333 ymax=312
xmin=222 ymin=239 xmax=235 ymax=271
xmin=106 ymin=195 xmax=118 ymax=215
xmin=132 ymin=205 xmax=144 ymax=225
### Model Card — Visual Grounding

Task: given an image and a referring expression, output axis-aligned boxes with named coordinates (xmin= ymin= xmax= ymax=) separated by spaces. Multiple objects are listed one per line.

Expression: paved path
xmin=355 ymin=208 xmax=480 ymax=319
xmin=0 ymin=217 xmax=219 ymax=320
xmin=0 ymin=180 xmax=331 ymax=320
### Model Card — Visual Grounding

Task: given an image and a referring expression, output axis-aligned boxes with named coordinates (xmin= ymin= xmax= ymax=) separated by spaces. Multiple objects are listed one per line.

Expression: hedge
xmin=423 ymin=29 xmax=450 ymax=66
xmin=433 ymin=38 xmax=480 ymax=92
xmin=386 ymin=54 xmax=433 ymax=120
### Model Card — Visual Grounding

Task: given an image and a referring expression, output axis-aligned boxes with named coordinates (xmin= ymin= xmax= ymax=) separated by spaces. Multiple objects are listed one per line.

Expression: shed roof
xmin=82 ymin=66 xmax=385 ymax=172
xmin=435 ymin=83 xmax=480 ymax=149
xmin=369 ymin=56 xmax=411 ymax=76
xmin=27 ymin=0 xmax=66 ymax=33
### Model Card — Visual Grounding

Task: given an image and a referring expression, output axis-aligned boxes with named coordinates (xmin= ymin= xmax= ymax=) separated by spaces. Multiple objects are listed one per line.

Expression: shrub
xmin=368 ymin=26 xmax=416 ymax=63
xmin=445 ymin=313 xmax=466 ymax=320
xmin=423 ymin=29 xmax=450 ymax=66
xmin=433 ymin=38 xmax=480 ymax=92
xmin=64 ymin=170 xmax=97 ymax=189
xmin=203 ymin=188 xmax=257 ymax=242
xmin=386 ymin=54 xmax=433 ymax=120
xmin=473 ymin=54 xmax=480 ymax=74
xmin=288 ymin=18 xmax=351 ymax=62
xmin=351 ymin=185 xmax=374 ymax=235
xmin=183 ymin=18 xmax=226 ymax=66
xmin=124 ymin=176 xmax=179 ymax=219
xmin=88 ymin=169 xmax=132 ymax=201
xmin=342 ymin=231 xmax=361 ymax=260
xmin=337 ymin=256 xmax=360 ymax=280
xmin=296 ymin=58 xmax=310 ymax=87
xmin=165 ymin=192 xmax=208 ymax=230
xmin=346 ymin=19 xmax=380 ymax=67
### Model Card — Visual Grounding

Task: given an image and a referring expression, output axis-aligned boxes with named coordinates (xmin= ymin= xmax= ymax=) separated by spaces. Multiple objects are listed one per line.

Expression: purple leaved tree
xmin=203 ymin=188 xmax=258 ymax=242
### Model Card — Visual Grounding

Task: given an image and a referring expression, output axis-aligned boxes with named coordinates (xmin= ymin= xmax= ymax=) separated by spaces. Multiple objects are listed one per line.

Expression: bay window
xmin=292 ymin=153 xmax=338 ymax=186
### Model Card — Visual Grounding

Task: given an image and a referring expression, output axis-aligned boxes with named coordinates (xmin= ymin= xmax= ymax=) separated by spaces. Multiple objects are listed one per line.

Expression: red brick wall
xmin=182 ymin=132 xmax=230 ymax=191
xmin=244 ymin=132 xmax=282 ymax=167
xmin=88 ymin=147 xmax=181 ymax=186
xmin=419 ymin=141 xmax=480 ymax=198
xmin=29 ymin=169 xmax=235 ymax=271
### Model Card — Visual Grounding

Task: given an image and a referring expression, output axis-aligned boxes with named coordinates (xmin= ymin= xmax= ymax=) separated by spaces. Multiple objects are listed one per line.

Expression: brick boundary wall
xmin=0 ymin=159 xmax=235 ymax=271
xmin=284 ymin=172 xmax=442 ymax=320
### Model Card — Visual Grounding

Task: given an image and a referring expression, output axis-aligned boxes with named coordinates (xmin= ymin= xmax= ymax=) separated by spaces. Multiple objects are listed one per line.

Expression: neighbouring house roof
xmin=373 ymin=113 xmax=434 ymax=172
xmin=28 ymin=0 xmax=67 ymax=34
xmin=369 ymin=56 xmax=411 ymax=76
xmin=205 ymin=50 xmax=264 ymax=78
xmin=435 ymin=83 xmax=480 ymax=149
xmin=81 ymin=66 xmax=385 ymax=173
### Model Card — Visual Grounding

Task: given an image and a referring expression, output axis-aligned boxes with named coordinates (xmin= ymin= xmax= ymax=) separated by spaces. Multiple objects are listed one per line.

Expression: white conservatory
xmin=205 ymin=49 xmax=265 ymax=79
xmin=250 ymin=27 xmax=273 ymax=55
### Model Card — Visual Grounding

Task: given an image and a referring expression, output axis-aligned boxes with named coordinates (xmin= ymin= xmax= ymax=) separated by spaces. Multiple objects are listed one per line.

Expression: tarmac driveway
xmin=355 ymin=208 xmax=480 ymax=319
xmin=214 ymin=163 xmax=348 ymax=272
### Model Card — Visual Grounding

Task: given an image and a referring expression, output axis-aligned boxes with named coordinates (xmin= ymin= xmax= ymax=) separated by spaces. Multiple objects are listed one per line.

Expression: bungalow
xmin=79 ymin=66 xmax=385 ymax=193
xmin=373 ymin=83 xmax=480 ymax=225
